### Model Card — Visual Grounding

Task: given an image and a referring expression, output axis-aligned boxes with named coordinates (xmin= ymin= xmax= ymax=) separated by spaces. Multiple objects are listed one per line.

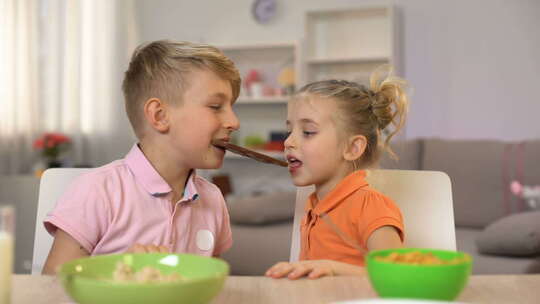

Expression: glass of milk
xmin=0 ymin=206 xmax=14 ymax=304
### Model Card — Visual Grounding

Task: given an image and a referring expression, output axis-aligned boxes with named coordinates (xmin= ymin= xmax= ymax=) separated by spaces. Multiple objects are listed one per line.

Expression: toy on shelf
xmin=245 ymin=69 xmax=263 ymax=98
xmin=278 ymin=66 xmax=295 ymax=95
xmin=243 ymin=134 xmax=266 ymax=149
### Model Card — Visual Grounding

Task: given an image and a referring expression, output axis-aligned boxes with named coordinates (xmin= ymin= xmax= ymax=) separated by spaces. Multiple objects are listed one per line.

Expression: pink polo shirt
xmin=44 ymin=144 xmax=232 ymax=256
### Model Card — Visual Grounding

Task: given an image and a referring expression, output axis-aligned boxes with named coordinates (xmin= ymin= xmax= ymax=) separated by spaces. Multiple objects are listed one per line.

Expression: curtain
xmin=0 ymin=0 xmax=40 ymax=175
xmin=0 ymin=0 xmax=138 ymax=175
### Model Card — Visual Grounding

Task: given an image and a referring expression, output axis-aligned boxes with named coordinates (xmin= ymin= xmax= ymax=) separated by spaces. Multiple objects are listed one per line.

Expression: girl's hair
xmin=293 ymin=65 xmax=409 ymax=169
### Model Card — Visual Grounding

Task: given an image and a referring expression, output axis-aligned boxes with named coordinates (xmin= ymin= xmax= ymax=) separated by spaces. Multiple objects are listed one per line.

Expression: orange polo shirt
xmin=299 ymin=170 xmax=404 ymax=266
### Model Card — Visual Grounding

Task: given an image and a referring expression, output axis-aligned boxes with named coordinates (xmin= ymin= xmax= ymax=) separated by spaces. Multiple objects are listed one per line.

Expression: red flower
xmin=33 ymin=132 xmax=72 ymax=160
xmin=33 ymin=139 xmax=44 ymax=149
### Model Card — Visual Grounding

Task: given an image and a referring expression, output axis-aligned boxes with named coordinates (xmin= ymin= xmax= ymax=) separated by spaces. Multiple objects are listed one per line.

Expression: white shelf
xmin=225 ymin=150 xmax=284 ymax=160
xmin=214 ymin=42 xmax=299 ymax=145
xmin=219 ymin=42 xmax=296 ymax=52
xmin=303 ymin=5 xmax=396 ymax=84
xmin=236 ymin=96 xmax=289 ymax=104
xmin=306 ymin=56 xmax=389 ymax=65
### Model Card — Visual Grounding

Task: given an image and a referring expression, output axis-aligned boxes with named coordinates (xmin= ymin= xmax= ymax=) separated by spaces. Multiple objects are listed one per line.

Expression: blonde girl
xmin=266 ymin=65 xmax=409 ymax=279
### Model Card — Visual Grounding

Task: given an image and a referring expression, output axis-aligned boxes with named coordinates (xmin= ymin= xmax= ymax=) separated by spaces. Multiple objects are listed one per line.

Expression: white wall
xmin=133 ymin=0 xmax=540 ymax=141
xmin=401 ymin=0 xmax=540 ymax=140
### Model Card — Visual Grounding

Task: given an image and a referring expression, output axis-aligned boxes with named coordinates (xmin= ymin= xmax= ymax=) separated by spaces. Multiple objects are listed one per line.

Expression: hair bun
xmin=368 ymin=65 xmax=409 ymax=134
xmin=368 ymin=90 xmax=392 ymax=130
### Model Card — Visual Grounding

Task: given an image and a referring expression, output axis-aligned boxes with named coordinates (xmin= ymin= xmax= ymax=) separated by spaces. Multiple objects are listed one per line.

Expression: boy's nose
xmin=225 ymin=111 xmax=240 ymax=131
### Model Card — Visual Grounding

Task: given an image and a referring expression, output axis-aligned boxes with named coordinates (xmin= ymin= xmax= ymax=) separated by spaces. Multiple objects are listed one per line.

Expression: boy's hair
xmin=292 ymin=65 xmax=409 ymax=169
xmin=122 ymin=40 xmax=241 ymax=139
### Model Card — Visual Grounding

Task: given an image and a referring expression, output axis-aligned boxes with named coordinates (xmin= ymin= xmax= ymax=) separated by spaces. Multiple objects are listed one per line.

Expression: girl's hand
xmin=265 ymin=260 xmax=335 ymax=280
xmin=126 ymin=243 xmax=170 ymax=253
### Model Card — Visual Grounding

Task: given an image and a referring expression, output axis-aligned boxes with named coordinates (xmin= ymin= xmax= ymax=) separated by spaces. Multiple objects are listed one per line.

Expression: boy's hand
xmin=127 ymin=243 xmax=170 ymax=253
xmin=265 ymin=260 xmax=335 ymax=280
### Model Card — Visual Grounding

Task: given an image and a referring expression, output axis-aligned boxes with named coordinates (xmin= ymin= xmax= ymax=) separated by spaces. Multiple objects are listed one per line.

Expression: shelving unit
xmin=303 ymin=6 xmax=396 ymax=85
xmin=201 ymin=6 xmax=399 ymax=196
xmin=220 ymin=42 xmax=301 ymax=98
xmin=210 ymin=5 xmax=398 ymax=164
xmin=218 ymin=43 xmax=298 ymax=150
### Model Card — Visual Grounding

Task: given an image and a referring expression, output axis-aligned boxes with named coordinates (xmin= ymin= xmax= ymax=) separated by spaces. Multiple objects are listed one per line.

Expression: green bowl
xmin=366 ymin=248 xmax=472 ymax=301
xmin=58 ymin=253 xmax=229 ymax=304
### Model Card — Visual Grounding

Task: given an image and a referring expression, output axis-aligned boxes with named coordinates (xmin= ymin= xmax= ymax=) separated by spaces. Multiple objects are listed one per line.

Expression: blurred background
xmin=1 ymin=0 xmax=539 ymax=275
xmin=1 ymin=0 xmax=539 ymax=176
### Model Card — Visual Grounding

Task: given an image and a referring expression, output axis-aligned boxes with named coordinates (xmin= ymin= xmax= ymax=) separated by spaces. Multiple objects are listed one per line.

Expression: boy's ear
xmin=143 ymin=98 xmax=169 ymax=133
xmin=343 ymin=135 xmax=367 ymax=162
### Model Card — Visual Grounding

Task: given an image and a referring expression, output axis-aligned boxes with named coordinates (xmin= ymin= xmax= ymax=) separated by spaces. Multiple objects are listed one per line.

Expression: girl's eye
xmin=303 ymin=131 xmax=316 ymax=137
xmin=209 ymin=105 xmax=222 ymax=110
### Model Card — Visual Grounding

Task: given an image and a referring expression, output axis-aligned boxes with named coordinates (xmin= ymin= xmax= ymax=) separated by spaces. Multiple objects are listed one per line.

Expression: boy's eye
xmin=303 ymin=131 xmax=316 ymax=137
xmin=209 ymin=105 xmax=222 ymax=110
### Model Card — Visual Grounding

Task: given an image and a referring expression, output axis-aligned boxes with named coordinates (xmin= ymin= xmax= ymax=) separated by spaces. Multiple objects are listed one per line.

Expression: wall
xmin=132 ymin=0 xmax=540 ymax=141
xmin=401 ymin=0 xmax=540 ymax=140
xmin=118 ymin=0 xmax=540 ymax=195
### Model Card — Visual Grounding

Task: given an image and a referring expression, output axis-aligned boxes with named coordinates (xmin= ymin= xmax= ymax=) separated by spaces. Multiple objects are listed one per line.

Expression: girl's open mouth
xmin=287 ymin=156 xmax=303 ymax=172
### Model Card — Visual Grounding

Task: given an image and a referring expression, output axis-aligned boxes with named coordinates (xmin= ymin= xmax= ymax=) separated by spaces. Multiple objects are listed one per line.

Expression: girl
xmin=266 ymin=65 xmax=409 ymax=279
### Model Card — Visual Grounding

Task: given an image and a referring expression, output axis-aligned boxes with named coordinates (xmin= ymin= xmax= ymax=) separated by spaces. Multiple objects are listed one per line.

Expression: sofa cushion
xmin=476 ymin=211 xmax=540 ymax=256
xmin=456 ymin=227 xmax=540 ymax=274
xmin=227 ymin=191 xmax=296 ymax=225
xmin=422 ymin=139 xmax=540 ymax=228
xmin=379 ymin=139 xmax=422 ymax=170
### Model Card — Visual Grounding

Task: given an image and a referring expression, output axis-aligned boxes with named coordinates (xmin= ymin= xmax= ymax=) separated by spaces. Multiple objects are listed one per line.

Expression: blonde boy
xmin=42 ymin=40 xmax=240 ymax=274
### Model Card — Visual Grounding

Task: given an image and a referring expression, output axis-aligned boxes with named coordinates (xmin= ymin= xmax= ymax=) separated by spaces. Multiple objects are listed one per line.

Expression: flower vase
xmin=33 ymin=160 xmax=47 ymax=178
xmin=47 ymin=159 xmax=63 ymax=168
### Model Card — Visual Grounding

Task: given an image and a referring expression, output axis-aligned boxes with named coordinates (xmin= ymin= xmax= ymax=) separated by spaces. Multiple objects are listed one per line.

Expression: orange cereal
xmin=375 ymin=251 xmax=468 ymax=265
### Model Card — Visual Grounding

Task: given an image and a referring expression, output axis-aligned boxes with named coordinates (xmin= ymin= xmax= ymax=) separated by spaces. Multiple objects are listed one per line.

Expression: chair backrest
xmin=289 ymin=169 xmax=456 ymax=262
xmin=32 ymin=168 xmax=90 ymax=274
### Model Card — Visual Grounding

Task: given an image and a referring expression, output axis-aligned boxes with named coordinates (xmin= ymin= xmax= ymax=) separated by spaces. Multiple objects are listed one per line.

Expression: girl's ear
xmin=343 ymin=135 xmax=367 ymax=162
xmin=143 ymin=98 xmax=169 ymax=133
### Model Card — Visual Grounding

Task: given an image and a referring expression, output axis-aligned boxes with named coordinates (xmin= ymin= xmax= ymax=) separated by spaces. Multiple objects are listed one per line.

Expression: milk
xmin=0 ymin=232 xmax=13 ymax=304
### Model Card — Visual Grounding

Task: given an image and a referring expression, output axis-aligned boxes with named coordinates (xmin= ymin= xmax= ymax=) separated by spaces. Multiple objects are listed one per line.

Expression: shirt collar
xmin=125 ymin=144 xmax=199 ymax=201
xmin=305 ymin=170 xmax=369 ymax=216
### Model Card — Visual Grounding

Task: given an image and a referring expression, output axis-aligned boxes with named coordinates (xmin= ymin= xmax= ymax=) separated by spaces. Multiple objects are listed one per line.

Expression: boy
xmin=42 ymin=40 xmax=241 ymax=274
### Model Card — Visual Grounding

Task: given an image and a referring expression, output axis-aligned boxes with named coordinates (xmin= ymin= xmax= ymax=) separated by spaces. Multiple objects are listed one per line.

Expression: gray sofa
xmin=222 ymin=138 xmax=540 ymax=275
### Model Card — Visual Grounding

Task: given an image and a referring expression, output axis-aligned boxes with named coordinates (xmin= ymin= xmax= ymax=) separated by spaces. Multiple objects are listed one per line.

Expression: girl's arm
xmin=367 ymin=225 xmax=403 ymax=251
xmin=265 ymin=225 xmax=402 ymax=279
xmin=42 ymin=229 xmax=90 ymax=275
xmin=266 ymin=259 xmax=366 ymax=279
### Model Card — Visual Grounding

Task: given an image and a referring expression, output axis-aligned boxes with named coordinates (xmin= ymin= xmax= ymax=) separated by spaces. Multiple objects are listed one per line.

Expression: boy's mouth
xmin=212 ymin=138 xmax=229 ymax=152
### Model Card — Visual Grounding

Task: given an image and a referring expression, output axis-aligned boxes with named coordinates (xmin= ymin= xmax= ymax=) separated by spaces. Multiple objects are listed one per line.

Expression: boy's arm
xmin=42 ymin=229 xmax=90 ymax=275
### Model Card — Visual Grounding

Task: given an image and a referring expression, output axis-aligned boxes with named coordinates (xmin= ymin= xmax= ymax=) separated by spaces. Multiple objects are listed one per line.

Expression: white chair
xmin=32 ymin=168 xmax=89 ymax=274
xmin=289 ymin=169 xmax=456 ymax=262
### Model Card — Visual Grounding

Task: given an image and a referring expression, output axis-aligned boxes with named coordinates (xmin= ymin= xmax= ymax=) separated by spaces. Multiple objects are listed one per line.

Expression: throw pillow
xmin=476 ymin=211 xmax=540 ymax=256
xmin=227 ymin=191 xmax=296 ymax=225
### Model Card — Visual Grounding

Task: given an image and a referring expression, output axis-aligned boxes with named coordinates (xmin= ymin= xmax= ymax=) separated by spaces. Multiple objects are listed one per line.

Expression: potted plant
xmin=33 ymin=133 xmax=71 ymax=169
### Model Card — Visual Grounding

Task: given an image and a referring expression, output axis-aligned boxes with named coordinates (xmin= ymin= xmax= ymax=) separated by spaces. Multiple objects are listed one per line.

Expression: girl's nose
xmin=284 ymin=132 xmax=294 ymax=149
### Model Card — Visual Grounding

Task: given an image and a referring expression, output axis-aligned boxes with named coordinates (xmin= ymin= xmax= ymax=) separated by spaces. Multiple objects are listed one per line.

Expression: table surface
xmin=11 ymin=274 xmax=540 ymax=303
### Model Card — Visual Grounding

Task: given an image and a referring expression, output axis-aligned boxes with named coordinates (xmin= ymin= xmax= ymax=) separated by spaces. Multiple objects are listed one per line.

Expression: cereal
xmin=375 ymin=251 xmax=468 ymax=265
xmin=112 ymin=262 xmax=183 ymax=283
